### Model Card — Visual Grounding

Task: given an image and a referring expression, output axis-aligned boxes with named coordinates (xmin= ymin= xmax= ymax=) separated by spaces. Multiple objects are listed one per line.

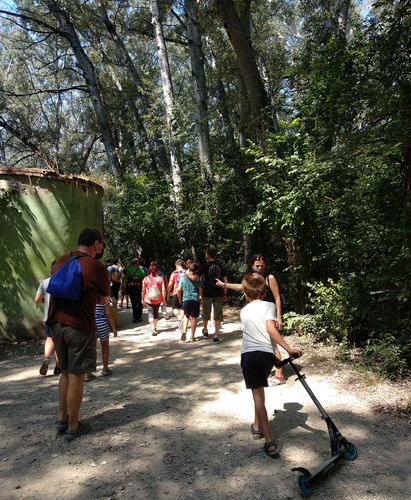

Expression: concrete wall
xmin=0 ymin=168 xmax=104 ymax=340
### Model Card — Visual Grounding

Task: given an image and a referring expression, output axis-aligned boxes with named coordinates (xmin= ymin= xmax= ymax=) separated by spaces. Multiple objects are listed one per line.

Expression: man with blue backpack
xmin=46 ymin=227 xmax=110 ymax=441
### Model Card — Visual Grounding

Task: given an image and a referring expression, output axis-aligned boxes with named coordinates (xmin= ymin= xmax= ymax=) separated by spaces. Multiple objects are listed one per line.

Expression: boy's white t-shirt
xmin=240 ymin=300 xmax=277 ymax=355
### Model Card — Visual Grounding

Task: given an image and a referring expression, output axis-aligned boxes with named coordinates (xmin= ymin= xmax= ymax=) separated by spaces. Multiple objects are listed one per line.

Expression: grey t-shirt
xmin=240 ymin=300 xmax=277 ymax=355
xmin=37 ymin=277 xmax=51 ymax=322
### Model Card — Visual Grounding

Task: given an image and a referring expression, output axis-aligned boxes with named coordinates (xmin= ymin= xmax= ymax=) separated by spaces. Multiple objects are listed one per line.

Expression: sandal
xmin=268 ymin=376 xmax=285 ymax=387
xmin=55 ymin=416 xmax=68 ymax=432
xmin=251 ymin=424 xmax=263 ymax=440
xmin=263 ymin=441 xmax=279 ymax=456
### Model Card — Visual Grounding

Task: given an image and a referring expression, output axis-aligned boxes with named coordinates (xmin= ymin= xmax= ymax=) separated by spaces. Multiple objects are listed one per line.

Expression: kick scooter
xmin=275 ymin=354 xmax=358 ymax=498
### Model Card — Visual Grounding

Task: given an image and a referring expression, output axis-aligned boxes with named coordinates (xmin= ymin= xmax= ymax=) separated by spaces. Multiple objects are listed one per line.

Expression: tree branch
xmin=3 ymin=86 xmax=88 ymax=97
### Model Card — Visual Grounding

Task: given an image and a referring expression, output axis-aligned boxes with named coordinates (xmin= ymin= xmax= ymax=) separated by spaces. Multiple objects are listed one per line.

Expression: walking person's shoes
xmin=213 ymin=336 xmax=220 ymax=344
xmin=163 ymin=312 xmax=170 ymax=320
xmin=53 ymin=366 xmax=62 ymax=376
xmin=39 ymin=357 xmax=50 ymax=376
xmin=180 ymin=331 xmax=187 ymax=342
xmin=151 ymin=328 xmax=158 ymax=336
xmin=84 ymin=372 xmax=97 ymax=382
xmin=55 ymin=416 xmax=69 ymax=432
xmin=268 ymin=376 xmax=285 ymax=387
xmin=202 ymin=329 xmax=209 ymax=339
xmin=65 ymin=419 xmax=91 ymax=441
xmin=101 ymin=367 xmax=113 ymax=376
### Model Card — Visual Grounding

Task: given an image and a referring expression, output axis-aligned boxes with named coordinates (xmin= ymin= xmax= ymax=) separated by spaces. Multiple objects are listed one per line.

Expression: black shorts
xmin=50 ymin=322 xmax=97 ymax=375
xmin=241 ymin=351 xmax=275 ymax=389
xmin=172 ymin=294 xmax=182 ymax=310
xmin=147 ymin=303 xmax=160 ymax=320
xmin=110 ymin=282 xmax=121 ymax=299
xmin=182 ymin=300 xmax=200 ymax=319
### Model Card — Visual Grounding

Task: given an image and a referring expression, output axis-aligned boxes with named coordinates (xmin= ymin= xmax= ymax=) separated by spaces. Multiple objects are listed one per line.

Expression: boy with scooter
xmin=240 ymin=273 xmax=303 ymax=456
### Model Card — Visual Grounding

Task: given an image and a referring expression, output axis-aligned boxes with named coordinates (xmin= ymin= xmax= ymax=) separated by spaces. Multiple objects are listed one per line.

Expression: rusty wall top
xmin=0 ymin=167 xmax=104 ymax=195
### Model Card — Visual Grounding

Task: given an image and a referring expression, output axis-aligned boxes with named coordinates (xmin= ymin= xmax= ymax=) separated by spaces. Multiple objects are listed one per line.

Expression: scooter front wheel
xmin=296 ymin=474 xmax=312 ymax=498
xmin=342 ymin=441 xmax=357 ymax=461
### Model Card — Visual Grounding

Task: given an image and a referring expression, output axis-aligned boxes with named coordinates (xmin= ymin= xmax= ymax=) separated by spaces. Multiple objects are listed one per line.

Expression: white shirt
xmin=240 ymin=300 xmax=277 ymax=355
xmin=36 ymin=277 xmax=51 ymax=322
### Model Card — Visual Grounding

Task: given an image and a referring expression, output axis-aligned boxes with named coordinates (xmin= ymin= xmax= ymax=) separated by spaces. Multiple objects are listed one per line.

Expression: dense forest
xmin=0 ymin=0 xmax=410 ymax=375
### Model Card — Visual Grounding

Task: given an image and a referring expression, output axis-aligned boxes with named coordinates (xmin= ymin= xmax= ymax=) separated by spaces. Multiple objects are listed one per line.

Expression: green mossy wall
xmin=0 ymin=170 xmax=104 ymax=340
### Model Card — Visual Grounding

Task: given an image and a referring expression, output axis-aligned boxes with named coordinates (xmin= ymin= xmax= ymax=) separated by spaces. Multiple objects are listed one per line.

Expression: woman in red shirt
xmin=142 ymin=261 xmax=166 ymax=336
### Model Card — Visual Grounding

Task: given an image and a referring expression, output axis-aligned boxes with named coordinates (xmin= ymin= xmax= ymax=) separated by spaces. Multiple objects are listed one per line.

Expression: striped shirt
xmin=95 ymin=303 xmax=110 ymax=341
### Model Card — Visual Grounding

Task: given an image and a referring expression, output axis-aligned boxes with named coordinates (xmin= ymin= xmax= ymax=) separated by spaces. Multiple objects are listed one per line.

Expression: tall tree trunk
xmin=336 ymin=0 xmax=351 ymax=38
xmin=0 ymin=129 xmax=6 ymax=163
xmin=184 ymin=0 xmax=212 ymax=183
xmin=216 ymin=80 xmax=235 ymax=141
xmin=149 ymin=0 xmax=183 ymax=203
xmin=216 ymin=0 xmax=272 ymax=142
xmin=237 ymin=69 xmax=251 ymax=148
xmin=47 ymin=2 xmax=121 ymax=177
xmin=250 ymin=18 xmax=279 ymax=133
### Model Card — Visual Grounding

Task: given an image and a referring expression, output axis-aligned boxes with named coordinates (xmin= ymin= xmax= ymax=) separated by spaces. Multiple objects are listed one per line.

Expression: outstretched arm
xmin=215 ymin=278 xmax=243 ymax=291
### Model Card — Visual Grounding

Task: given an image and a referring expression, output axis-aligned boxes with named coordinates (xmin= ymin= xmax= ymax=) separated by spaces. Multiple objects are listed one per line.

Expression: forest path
xmin=0 ymin=307 xmax=410 ymax=500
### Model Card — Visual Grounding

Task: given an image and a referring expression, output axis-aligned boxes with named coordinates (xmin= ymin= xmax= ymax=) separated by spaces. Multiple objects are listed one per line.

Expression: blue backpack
xmin=47 ymin=253 xmax=87 ymax=301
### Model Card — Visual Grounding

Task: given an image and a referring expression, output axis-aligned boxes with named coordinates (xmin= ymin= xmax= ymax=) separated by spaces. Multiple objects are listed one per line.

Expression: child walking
xmin=176 ymin=263 xmax=202 ymax=342
xmin=85 ymin=296 xmax=118 ymax=381
xmin=240 ymin=273 xmax=303 ymax=455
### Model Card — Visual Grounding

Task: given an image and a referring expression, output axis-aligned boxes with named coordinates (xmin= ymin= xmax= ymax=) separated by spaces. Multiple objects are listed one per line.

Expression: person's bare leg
xmin=113 ymin=298 xmax=118 ymax=309
xmin=214 ymin=320 xmax=222 ymax=338
xmin=153 ymin=318 xmax=158 ymax=330
xmin=251 ymin=387 xmax=276 ymax=452
xmin=44 ymin=337 xmax=55 ymax=359
xmin=183 ymin=316 xmax=189 ymax=332
xmin=101 ymin=339 xmax=110 ymax=368
xmin=58 ymin=370 xmax=68 ymax=421
xmin=274 ymin=345 xmax=283 ymax=378
xmin=190 ymin=318 xmax=197 ymax=340
xmin=54 ymin=350 xmax=60 ymax=368
xmin=203 ymin=319 xmax=209 ymax=332
xmin=126 ymin=294 xmax=130 ymax=307
xmin=67 ymin=373 xmax=85 ymax=432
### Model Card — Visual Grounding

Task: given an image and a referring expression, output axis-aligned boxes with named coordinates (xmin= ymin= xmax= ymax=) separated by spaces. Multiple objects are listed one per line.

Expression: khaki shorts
xmin=50 ymin=322 xmax=97 ymax=374
xmin=202 ymin=296 xmax=223 ymax=322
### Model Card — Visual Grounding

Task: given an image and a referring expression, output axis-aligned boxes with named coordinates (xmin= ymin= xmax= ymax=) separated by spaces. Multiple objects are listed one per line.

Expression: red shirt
xmin=47 ymin=251 xmax=110 ymax=332
xmin=143 ymin=275 xmax=164 ymax=305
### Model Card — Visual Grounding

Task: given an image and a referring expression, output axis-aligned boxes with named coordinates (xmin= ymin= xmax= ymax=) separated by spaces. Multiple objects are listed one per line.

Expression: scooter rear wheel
xmin=296 ymin=474 xmax=312 ymax=498
xmin=342 ymin=441 xmax=357 ymax=461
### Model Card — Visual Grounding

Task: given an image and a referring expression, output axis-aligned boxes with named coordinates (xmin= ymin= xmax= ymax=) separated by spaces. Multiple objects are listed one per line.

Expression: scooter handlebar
xmin=274 ymin=352 xmax=301 ymax=368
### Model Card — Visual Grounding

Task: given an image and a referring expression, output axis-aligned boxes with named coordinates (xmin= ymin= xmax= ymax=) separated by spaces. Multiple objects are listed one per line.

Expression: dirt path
xmin=1 ymin=307 xmax=410 ymax=500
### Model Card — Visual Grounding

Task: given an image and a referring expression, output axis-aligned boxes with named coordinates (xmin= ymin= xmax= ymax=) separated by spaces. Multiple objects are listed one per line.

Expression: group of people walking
xmin=34 ymin=227 xmax=303 ymax=458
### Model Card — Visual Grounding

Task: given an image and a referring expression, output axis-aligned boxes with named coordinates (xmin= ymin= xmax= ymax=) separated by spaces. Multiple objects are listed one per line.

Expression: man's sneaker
xmin=180 ymin=331 xmax=187 ymax=342
xmin=202 ymin=329 xmax=209 ymax=339
xmin=213 ymin=336 xmax=220 ymax=344
xmin=164 ymin=313 xmax=170 ymax=320
xmin=151 ymin=329 xmax=158 ymax=336
xmin=39 ymin=358 xmax=50 ymax=376
xmin=53 ymin=366 xmax=62 ymax=376
xmin=65 ymin=419 xmax=91 ymax=441
xmin=101 ymin=367 xmax=113 ymax=376
xmin=84 ymin=372 xmax=97 ymax=382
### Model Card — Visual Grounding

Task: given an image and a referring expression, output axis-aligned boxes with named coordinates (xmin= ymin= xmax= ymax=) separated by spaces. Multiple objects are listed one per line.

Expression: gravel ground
xmin=0 ymin=307 xmax=410 ymax=500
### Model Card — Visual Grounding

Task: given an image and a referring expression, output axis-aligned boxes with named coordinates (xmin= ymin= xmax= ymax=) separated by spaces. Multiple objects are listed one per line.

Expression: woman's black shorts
xmin=172 ymin=294 xmax=182 ymax=310
xmin=241 ymin=351 xmax=275 ymax=389
xmin=110 ymin=282 xmax=121 ymax=299
xmin=147 ymin=303 xmax=160 ymax=320
xmin=182 ymin=300 xmax=200 ymax=319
